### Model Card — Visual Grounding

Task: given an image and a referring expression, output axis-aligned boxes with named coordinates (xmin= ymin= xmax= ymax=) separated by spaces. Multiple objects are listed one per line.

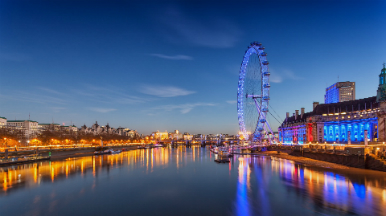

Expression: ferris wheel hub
xmin=246 ymin=94 xmax=262 ymax=99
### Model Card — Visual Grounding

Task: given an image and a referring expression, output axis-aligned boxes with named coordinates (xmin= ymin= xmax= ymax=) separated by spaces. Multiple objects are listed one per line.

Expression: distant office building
xmin=183 ymin=134 xmax=193 ymax=140
xmin=324 ymin=81 xmax=355 ymax=104
xmin=7 ymin=120 xmax=39 ymax=138
xmin=152 ymin=131 xmax=169 ymax=140
xmin=38 ymin=123 xmax=61 ymax=132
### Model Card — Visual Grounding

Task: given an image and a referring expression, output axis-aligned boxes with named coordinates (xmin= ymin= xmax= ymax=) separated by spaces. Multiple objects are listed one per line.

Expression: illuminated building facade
xmin=152 ymin=131 xmax=169 ymax=140
xmin=279 ymin=97 xmax=379 ymax=144
xmin=324 ymin=81 xmax=355 ymax=104
xmin=279 ymin=64 xmax=386 ymax=144
xmin=38 ymin=123 xmax=61 ymax=132
xmin=7 ymin=120 xmax=39 ymax=138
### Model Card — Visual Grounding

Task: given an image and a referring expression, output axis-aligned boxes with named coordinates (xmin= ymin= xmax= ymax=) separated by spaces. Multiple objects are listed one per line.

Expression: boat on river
xmin=218 ymin=147 xmax=233 ymax=157
xmin=0 ymin=155 xmax=51 ymax=166
xmin=210 ymin=146 xmax=218 ymax=154
xmin=94 ymin=149 xmax=114 ymax=155
xmin=153 ymin=144 xmax=164 ymax=148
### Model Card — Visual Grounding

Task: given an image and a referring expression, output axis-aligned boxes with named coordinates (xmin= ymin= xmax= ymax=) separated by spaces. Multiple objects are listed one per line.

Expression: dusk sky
xmin=1 ymin=0 xmax=385 ymax=135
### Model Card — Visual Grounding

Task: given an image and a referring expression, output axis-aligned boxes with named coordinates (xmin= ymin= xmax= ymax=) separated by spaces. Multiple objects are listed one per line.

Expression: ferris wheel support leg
xmin=253 ymin=99 xmax=263 ymax=143
xmin=265 ymin=121 xmax=274 ymax=136
xmin=254 ymin=98 xmax=275 ymax=144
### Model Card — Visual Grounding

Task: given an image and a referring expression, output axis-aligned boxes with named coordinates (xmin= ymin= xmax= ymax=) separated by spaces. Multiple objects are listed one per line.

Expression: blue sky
xmin=1 ymin=0 xmax=385 ymax=135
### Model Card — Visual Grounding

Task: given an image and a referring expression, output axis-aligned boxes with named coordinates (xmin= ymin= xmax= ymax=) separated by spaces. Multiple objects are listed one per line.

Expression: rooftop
xmin=7 ymin=120 xmax=38 ymax=123
xmin=39 ymin=123 xmax=60 ymax=125
xmin=281 ymin=96 xmax=377 ymax=126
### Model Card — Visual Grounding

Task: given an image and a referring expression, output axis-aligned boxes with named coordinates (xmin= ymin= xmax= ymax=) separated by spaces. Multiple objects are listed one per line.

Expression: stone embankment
xmin=0 ymin=145 xmax=139 ymax=160
xmin=267 ymin=145 xmax=386 ymax=172
xmin=261 ymin=151 xmax=350 ymax=169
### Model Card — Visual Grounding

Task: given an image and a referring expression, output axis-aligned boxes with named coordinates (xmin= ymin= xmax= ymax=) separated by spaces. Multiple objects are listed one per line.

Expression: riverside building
xmin=7 ymin=120 xmax=39 ymax=138
xmin=0 ymin=116 xmax=6 ymax=128
xmin=279 ymin=64 xmax=385 ymax=144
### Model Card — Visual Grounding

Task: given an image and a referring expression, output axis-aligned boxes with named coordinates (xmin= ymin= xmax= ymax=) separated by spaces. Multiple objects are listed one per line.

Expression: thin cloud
xmin=226 ymin=100 xmax=237 ymax=104
xmin=270 ymin=68 xmax=303 ymax=83
xmin=0 ymin=90 xmax=67 ymax=105
xmin=88 ymin=108 xmax=117 ymax=113
xmin=72 ymin=84 xmax=147 ymax=104
xmin=152 ymin=103 xmax=215 ymax=114
xmin=150 ymin=54 xmax=193 ymax=60
xmin=160 ymin=7 xmax=242 ymax=48
xmin=139 ymin=85 xmax=195 ymax=97
xmin=270 ymin=72 xmax=283 ymax=83
xmin=37 ymin=87 xmax=67 ymax=96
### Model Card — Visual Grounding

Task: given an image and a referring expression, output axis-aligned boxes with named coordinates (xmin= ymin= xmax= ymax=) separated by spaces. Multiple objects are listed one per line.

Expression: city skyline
xmin=1 ymin=0 xmax=385 ymax=135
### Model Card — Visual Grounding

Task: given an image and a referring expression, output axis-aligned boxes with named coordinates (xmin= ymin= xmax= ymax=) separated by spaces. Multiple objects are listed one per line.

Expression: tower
xmin=376 ymin=63 xmax=386 ymax=102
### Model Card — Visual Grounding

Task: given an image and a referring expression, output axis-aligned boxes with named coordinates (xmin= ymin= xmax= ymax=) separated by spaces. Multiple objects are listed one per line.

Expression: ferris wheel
xmin=237 ymin=42 xmax=274 ymax=142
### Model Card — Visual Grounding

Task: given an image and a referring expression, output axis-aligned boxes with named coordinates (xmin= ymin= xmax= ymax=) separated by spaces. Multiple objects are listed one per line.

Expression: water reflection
xmin=0 ymin=146 xmax=385 ymax=216
xmin=234 ymin=155 xmax=386 ymax=215
xmin=0 ymin=146 xmax=205 ymax=195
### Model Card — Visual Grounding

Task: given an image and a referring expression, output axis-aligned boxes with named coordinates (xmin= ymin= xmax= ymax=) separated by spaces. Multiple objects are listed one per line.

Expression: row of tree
xmin=0 ymin=128 xmax=142 ymax=147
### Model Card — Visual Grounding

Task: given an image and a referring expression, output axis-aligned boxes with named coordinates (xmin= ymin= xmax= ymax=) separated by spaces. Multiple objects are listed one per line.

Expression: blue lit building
xmin=324 ymin=81 xmax=355 ymax=104
xmin=279 ymin=64 xmax=386 ymax=144
xmin=325 ymin=82 xmax=355 ymax=104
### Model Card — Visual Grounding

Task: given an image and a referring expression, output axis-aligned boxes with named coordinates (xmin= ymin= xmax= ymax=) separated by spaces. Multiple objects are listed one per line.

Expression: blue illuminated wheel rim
xmin=237 ymin=42 xmax=270 ymax=141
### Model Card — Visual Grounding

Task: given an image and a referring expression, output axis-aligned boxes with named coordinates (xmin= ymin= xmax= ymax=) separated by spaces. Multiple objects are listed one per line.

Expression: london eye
xmin=237 ymin=42 xmax=274 ymax=142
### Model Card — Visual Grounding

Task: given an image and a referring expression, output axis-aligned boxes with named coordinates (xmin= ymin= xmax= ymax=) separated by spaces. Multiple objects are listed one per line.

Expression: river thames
xmin=1 ymin=146 xmax=386 ymax=216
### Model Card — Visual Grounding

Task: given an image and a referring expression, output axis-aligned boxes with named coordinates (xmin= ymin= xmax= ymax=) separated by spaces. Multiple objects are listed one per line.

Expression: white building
xmin=152 ymin=131 xmax=169 ymax=140
xmin=170 ymin=130 xmax=183 ymax=140
xmin=183 ymin=134 xmax=193 ymax=140
xmin=0 ymin=116 xmax=6 ymax=128
xmin=7 ymin=120 xmax=39 ymax=138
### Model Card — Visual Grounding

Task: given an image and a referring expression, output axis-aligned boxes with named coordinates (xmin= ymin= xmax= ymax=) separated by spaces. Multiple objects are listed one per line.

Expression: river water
xmin=1 ymin=146 xmax=386 ymax=216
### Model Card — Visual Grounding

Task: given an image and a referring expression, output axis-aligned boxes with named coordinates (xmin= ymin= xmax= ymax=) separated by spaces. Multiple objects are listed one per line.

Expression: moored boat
xmin=94 ymin=150 xmax=111 ymax=155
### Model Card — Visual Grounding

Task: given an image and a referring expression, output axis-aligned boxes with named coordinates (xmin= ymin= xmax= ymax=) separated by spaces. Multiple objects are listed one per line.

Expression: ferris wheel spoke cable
xmin=268 ymin=111 xmax=282 ymax=125
xmin=269 ymin=104 xmax=283 ymax=123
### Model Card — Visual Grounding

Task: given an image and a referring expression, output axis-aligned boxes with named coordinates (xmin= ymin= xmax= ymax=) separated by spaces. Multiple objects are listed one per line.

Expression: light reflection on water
xmin=0 ymin=146 xmax=385 ymax=216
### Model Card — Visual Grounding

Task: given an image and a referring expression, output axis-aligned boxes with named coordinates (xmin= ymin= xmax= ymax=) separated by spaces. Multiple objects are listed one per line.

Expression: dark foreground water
xmin=1 ymin=146 xmax=386 ymax=216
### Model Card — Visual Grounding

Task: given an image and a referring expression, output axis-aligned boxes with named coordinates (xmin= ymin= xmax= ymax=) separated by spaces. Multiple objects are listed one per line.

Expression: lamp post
xmin=3 ymin=138 xmax=8 ymax=159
